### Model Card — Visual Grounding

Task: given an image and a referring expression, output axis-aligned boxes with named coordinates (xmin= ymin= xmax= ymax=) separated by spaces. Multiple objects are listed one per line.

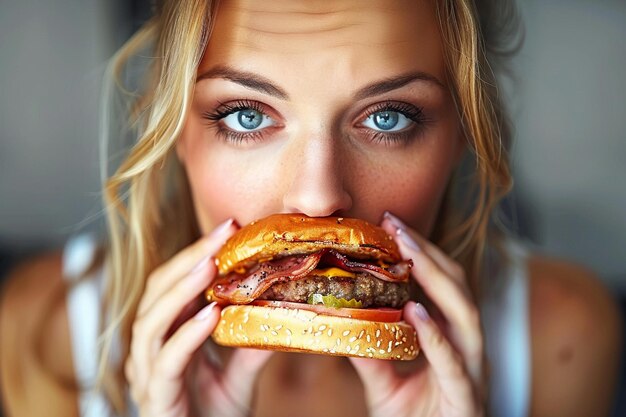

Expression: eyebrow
xmin=197 ymin=65 xmax=289 ymax=99
xmin=196 ymin=65 xmax=446 ymax=100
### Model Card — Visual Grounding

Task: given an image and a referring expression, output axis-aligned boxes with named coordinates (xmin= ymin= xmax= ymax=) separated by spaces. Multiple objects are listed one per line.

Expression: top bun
xmin=215 ymin=214 xmax=400 ymax=275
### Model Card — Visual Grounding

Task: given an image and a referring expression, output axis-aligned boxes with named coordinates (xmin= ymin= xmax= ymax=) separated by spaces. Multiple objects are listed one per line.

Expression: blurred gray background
xmin=2 ymin=0 xmax=624 ymax=288
xmin=0 ymin=0 xmax=625 ymax=415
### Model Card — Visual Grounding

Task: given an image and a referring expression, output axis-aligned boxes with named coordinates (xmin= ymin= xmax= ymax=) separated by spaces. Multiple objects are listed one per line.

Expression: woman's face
xmin=177 ymin=0 xmax=463 ymax=236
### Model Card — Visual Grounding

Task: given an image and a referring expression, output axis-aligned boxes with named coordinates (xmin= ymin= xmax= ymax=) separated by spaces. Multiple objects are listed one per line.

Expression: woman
xmin=1 ymin=0 xmax=622 ymax=416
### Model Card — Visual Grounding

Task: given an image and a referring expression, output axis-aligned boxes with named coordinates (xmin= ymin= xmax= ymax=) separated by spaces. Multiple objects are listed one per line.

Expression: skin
xmin=0 ymin=1 xmax=622 ymax=417
xmin=177 ymin=0 xmax=463 ymax=235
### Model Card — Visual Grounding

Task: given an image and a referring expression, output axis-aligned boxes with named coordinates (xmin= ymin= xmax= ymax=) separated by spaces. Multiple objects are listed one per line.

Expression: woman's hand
xmin=125 ymin=219 xmax=274 ymax=417
xmin=349 ymin=212 xmax=485 ymax=417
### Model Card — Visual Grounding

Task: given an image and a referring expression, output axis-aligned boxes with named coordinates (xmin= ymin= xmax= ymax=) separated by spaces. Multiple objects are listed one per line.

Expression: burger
xmin=206 ymin=214 xmax=419 ymax=360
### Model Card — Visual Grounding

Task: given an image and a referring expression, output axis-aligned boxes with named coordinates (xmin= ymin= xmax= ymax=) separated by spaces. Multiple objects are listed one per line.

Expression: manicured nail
xmin=383 ymin=211 xmax=406 ymax=230
xmin=415 ymin=303 xmax=430 ymax=321
xmin=209 ymin=218 xmax=235 ymax=237
xmin=191 ymin=255 xmax=211 ymax=274
xmin=397 ymin=228 xmax=421 ymax=252
xmin=195 ymin=302 xmax=217 ymax=321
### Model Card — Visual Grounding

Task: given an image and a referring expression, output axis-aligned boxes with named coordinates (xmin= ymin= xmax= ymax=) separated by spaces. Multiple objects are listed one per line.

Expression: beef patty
xmin=258 ymin=272 xmax=410 ymax=308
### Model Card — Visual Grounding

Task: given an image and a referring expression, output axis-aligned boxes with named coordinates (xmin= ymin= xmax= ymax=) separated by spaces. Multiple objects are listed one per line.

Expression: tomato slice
xmin=250 ymin=300 xmax=403 ymax=323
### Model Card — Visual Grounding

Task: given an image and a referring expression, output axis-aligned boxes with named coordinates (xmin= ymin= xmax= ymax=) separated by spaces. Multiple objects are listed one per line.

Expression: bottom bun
xmin=211 ymin=304 xmax=419 ymax=361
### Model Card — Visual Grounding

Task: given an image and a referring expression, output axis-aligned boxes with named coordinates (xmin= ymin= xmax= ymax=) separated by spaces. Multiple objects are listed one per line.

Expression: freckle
xmin=558 ymin=346 xmax=574 ymax=364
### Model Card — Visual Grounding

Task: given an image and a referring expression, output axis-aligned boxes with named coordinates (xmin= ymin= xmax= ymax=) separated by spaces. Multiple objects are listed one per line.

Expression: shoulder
xmin=0 ymin=252 xmax=79 ymax=417
xmin=527 ymin=254 xmax=623 ymax=417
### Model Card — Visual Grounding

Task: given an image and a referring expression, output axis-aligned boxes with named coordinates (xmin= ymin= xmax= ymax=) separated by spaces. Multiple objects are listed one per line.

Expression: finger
xmin=218 ymin=348 xmax=275 ymax=412
xmin=130 ymin=258 xmax=217 ymax=398
xmin=381 ymin=213 xmax=465 ymax=284
xmin=405 ymin=301 xmax=481 ymax=396
xmin=348 ymin=356 xmax=399 ymax=409
xmin=138 ymin=218 xmax=237 ymax=316
xmin=381 ymin=214 xmax=482 ymax=378
xmin=148 ymin=302 xmax=221 ymax=413
xmin=403 ymin=240 xmax=483 ymax=381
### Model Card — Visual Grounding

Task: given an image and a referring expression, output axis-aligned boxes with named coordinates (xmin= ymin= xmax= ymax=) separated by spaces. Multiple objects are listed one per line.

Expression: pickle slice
xmin=307 ymin=293 xmax=363 ymax=308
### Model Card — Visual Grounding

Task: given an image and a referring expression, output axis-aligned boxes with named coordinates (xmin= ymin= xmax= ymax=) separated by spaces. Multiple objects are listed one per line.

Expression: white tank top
xmin=63 ymin=234 xmax=531 ymax=417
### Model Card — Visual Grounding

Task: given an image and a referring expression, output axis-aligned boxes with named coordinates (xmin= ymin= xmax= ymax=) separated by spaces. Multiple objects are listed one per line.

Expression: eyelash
xmin=201 ymin=99 xmax=268 ymax=144
xmin=201 ymin=99 xmax=428 ymax=145
xmin=360 ymin=101 xmax=428 ymax=145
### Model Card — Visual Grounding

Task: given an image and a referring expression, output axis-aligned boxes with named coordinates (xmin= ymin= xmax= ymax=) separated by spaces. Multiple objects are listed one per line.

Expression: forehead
xmin=200 ymin=0 xmax=445 ymax=85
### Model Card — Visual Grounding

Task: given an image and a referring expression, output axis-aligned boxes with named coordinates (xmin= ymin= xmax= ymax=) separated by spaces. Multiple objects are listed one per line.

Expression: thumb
xmin=349 ymin=356 xmax=398 ymax=408
xmin=219 ymin=349 xmax=274 ymax=412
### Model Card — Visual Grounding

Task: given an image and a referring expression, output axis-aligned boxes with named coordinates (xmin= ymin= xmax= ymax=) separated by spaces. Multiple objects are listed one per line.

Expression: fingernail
xmin=383 ymin=211 xmax=406 ymax=230
xmin=397 ymin=228 xmax=421 ymax=252
xmin=191 ymin=255 xmax=211 ymax=274
xmin=209 ymin=218 xmax=235 ymax=237
xmin=195 ymin=301 xmax=217 ymax=321
xmin=415 ymin=303 xmax=430 ymax=321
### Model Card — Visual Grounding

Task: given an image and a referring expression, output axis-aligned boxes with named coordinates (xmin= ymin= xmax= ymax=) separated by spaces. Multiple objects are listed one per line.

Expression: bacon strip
xmin=210 ymin=249 xmax=411 ymax=304
xmin=212 ymin=252 xmax=324 ymax=303
xmin=320 ymin=250 xmax=412 ymax=282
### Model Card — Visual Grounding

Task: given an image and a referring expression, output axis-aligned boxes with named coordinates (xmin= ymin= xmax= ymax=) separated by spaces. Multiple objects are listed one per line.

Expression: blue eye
xmin=362 ymin=111 xmax=412 ymax=132
xmin=222 ymin=108 xmax=275 ymax=132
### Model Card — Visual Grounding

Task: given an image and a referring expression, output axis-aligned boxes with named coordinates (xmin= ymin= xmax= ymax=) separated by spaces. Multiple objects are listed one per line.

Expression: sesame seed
xmin=403 ymin=348 xmax=409 ymax=353
xmin=346 ymin=345 xmax=351 ymax=352
xmin=263 ymin=336 xmax=269 ymax=343
xmin=342 ymin=330 xmax=350 ymax=336
xmin=327 ymin=329 xmax=333 ymax=337
xmin=243 ymin=335 xmax=249 ymax=342
xmin=379 ymin=349 xmax=386 ymax=355
xmin=375 ymin=329 xmax=381 ymax=338
xmin=358 ymin=353 xmax=365 ymax=357
xmin=388 ymin=341 xmax=393 ymax=352
xmin=286 ymin=329 xmax=292 ymax=336
xmin=238 ymin=324 xmax=243 ymax=331
xmin=396 ymin=355 xmax=401 ymax=359
xmin=368 ymin=353 xmax=374 ymax=358
xmin=366 ymin=334 xmax=371 ymax=343
xmin=286 ymin=337 xmax=291 ymax=346
xmin=229 ymin=329 xmax=234 ymax=335
xmin=314 ymin=331 xmax=322 ymax=337
xmin=275 ymin=325 xmax=283 ymax=330
xmin=384 ymin=323 xmax=389 ymax=330
xmin=402 ymin=337 xmax=407 ymax=342
xmin=376 ymin=340 xmax=381 ymax=348
xmin=354 ymin=344 xmax=360 ymax=352
xmin=336 ymin=338 xmax=341 ymax=346
xmin=319 ymin=325 xmax=327 ymax=331
xmin=358 ymin=330 xmax=365 ymax=339
xmin=271 ymin=330 xmax=278 ymax=336
xmin=243 ymin=314 xmax=250 ymax=323
xmin=349 ymin=336 xmax=357 ymax=343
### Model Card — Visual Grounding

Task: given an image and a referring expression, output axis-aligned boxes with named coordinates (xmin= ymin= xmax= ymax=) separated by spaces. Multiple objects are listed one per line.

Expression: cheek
xmin=355 ymin=133 xmax=460 ymax=236
xmin=177 ymin=120 xmax=278 ymax=232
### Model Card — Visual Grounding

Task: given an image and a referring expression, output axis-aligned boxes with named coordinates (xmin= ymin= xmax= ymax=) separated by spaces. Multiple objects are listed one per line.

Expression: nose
xmin=282 ymin=133 xmax=353 ymax=217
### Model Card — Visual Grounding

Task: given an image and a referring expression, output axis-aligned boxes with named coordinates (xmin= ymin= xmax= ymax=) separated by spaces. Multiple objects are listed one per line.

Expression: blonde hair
xmin=99 ymin=0 xmax=519 ymax=413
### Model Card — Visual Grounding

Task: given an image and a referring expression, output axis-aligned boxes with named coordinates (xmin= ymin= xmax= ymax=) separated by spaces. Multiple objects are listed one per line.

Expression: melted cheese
xmin=312 ymin=267 xmax=355 ymax=278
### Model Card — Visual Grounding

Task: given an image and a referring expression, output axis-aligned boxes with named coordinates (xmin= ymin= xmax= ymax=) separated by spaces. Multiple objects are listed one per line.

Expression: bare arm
xmin=0 ymin=253 xmax=79 ymax=417
xmin=529 ymin=256 xmax=623 ymax=417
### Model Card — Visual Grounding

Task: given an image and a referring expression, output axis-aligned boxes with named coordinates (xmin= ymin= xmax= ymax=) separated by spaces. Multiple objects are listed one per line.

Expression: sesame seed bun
xmin=215 ymin=214 xmax=400 ymax=275
xmin=211 ymin=304 xmax=419 ymax=361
